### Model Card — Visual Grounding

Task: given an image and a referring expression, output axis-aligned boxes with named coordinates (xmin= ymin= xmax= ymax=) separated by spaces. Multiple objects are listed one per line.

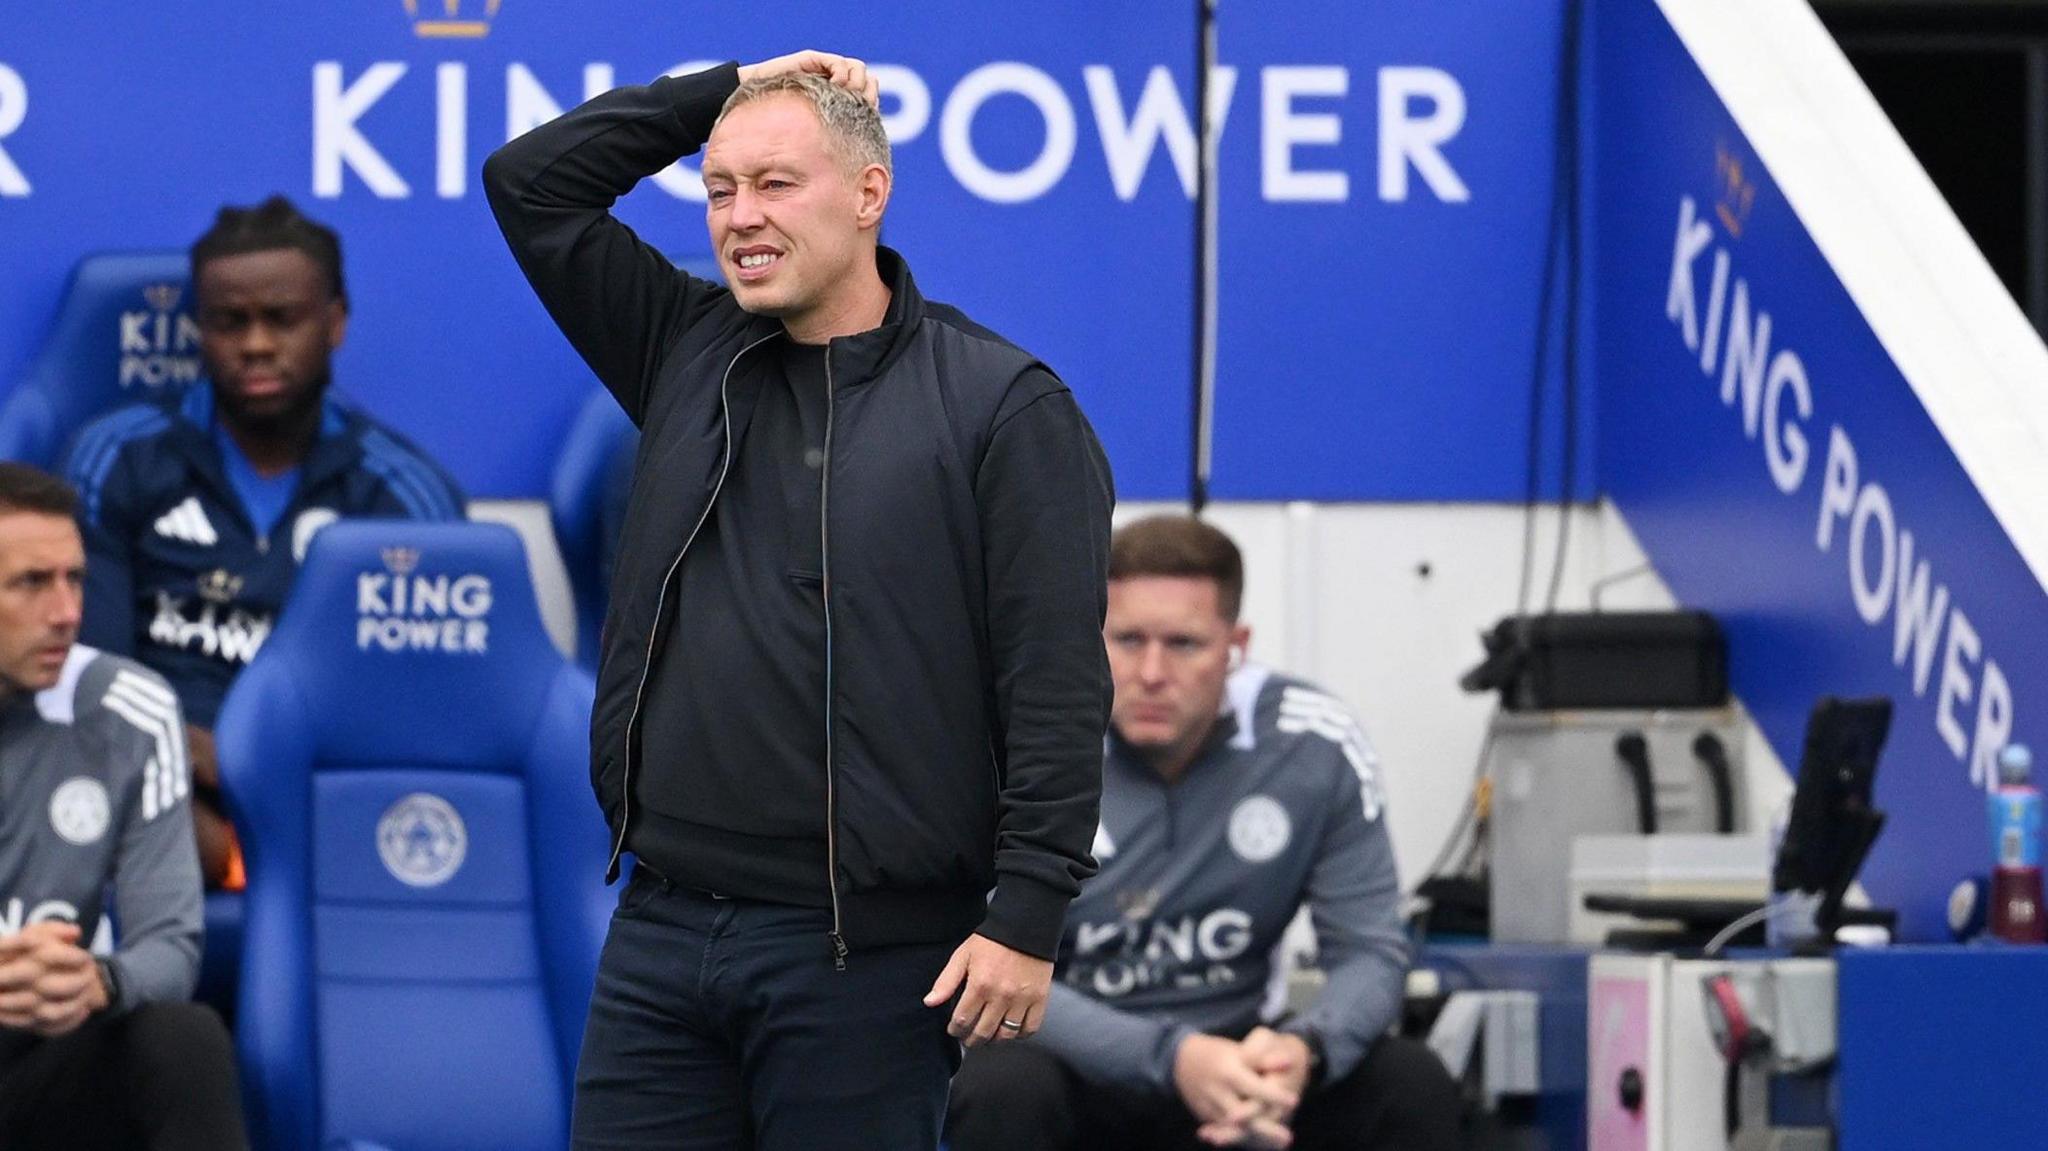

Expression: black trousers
xmin=572 ymin=867 xmax=961 ymax=1150
xmin=947 ymin=1032 xmax=1465 ymax=1151
xmin=0 ymin=1001 xmax=247 ymax=1151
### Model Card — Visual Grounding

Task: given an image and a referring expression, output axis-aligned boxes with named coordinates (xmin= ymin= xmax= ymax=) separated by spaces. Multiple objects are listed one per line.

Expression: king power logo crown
xmin=142 ymin=283 xmax=183 ymax=313
xmin=404 ymin=0 xmax=501 ymax=39
xmin=1714 ymin=142 xmax=1757 ymax=240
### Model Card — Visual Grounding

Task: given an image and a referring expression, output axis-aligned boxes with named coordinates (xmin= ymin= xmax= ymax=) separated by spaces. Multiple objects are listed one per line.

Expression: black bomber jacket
xmin=484 ymin=63 xmax=1114 ymax=961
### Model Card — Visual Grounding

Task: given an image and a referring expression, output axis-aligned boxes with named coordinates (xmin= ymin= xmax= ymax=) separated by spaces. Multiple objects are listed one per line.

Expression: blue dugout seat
xmin=547 ymin=253 xmax=717 ymax=670
xmin=216 ymin=520 xmax=609 ymax=1151
xmin=0 ymin=252 xmax=198 ymax=466
xmin=195 ymin=890 xmax=243 ymax=1023
xmin=547 ymin=388 xmax=636 ymax=671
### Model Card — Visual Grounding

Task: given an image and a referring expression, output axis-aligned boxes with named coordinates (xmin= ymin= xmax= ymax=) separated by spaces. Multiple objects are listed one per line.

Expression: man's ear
xmin=1228 ymin=623 xmax=1252 ymax=669
xmin=325 ymin=298 xmax=349 ymax=351
xmin=855 ymin=163 xmax=891 ymax=233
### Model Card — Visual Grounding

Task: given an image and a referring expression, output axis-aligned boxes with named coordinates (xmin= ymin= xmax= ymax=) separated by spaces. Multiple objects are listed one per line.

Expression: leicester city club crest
xmin=49 ymin=778 xmax=111 ymax=846
xmin=1226 ymin=794 xmax=1291 ymax=864
xmin=376 ymin=792 xmax=468 ymax=887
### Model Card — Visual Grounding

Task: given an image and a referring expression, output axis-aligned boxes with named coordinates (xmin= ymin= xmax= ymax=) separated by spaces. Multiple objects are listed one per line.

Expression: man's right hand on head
xmin=736 ymin=51 xmax=881 ymax=109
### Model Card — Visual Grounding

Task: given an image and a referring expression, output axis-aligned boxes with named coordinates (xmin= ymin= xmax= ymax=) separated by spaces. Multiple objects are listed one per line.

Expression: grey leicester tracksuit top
xmin=1038 ymin=666 xmax=1408 ymax=1094
xmin=0 ymin=645 xmax=200 ymax=1012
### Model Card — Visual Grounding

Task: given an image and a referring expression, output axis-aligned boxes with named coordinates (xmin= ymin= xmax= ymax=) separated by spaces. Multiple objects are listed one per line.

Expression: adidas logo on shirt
xmin=152 ymin=497 xmax=218 ymax=547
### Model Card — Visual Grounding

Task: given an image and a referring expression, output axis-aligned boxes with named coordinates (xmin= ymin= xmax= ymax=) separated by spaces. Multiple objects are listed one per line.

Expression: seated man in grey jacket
xmin=948 ymin=515 xmax=1461 ymax=1151
xmin=0 ymin=463 xmax=246 ymax=1151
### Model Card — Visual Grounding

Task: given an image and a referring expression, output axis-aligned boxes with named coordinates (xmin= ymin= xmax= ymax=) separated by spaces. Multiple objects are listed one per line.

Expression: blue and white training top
xmin=0 ymin=646 xmax=200 ymax=1011
xmin=1039 ymin=665 xmax=1408 ymax=1094
xmin=63 ymin=386 xmax=465 ymax=727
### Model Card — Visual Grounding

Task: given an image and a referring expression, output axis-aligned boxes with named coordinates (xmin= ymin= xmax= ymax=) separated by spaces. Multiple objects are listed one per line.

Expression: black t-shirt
xmin=631 ymin=340 xmax=834 ymax=905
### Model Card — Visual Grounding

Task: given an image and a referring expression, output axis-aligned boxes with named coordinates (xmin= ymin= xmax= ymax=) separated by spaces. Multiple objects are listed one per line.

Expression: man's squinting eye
xmin=8 ymin=569 xmax=80 ymax=592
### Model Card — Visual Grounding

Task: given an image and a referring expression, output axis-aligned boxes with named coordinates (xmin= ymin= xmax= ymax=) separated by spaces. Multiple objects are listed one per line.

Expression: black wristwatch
xmin=1295 ymin=1028 xmax=1329 ymax=1092
xmin=93 ymin=958 xmax=122 ymax=1012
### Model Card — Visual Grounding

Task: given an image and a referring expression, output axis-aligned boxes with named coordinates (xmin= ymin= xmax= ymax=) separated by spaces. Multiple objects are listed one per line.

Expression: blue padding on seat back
xmin=315 ymin=904 xmax=538 ymax=982
xmin=318 ymin=982 xmax=564 ymax=1151
xmin=216 ymin=521 xmax=608 ymax=1151
xmin=0 ymin=252 xmax=196 ymax=467
xmin=195 ymin=891 xmax=242 ymax=1023
xmin=279 ymin=522 xmax=560 ymax=763
xmin=313 ymin=771 xmax=529 ymax=905
xmin=548 ymin=388 xmax=637 ymax=670
xmin=548 ymin=253 xmax=718 ymax=670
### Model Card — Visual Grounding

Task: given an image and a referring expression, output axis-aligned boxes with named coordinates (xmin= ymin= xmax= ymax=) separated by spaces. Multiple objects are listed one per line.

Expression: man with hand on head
xmin=0 ymin=463 xmax=246 ymax=1150
xmin=948 ymin=516 xmax=1463 ymax=1151
xmin=487 ymin=50 xmax=1113 ymax=1149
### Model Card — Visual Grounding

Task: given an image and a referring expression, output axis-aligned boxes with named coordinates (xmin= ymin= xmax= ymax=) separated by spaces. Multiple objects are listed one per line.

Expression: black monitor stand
xmin=1800 ymin=802 xmax=1893 ymax=953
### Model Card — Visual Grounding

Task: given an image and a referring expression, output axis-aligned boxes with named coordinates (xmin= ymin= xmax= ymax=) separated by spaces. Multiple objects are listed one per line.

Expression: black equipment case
xmin=1459 ymin=611 xmax=1728 ymax=711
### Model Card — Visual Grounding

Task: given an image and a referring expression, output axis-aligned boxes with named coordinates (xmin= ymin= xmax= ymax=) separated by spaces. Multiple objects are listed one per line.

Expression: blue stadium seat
xmin=0 ymin=252 xmax=198 ymax=467
xmin=547 ymin=388 xmax=636 ymax=670
xmin=547 ymin=253 xmax=715 ymax=670
xmin=216 ymin=521 xmax=609 ymax=1151
xmin=194 ymin=890 xmax=243 ymax=1023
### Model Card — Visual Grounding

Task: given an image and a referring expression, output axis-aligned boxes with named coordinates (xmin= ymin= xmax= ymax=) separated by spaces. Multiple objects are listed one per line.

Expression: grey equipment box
xmin=1487 ymin=708 xmax=1749 ymax=943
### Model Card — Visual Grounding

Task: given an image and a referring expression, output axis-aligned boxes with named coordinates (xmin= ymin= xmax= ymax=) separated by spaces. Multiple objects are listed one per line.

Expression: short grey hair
xmin=717 ymin=72 xmax=892 ymax=177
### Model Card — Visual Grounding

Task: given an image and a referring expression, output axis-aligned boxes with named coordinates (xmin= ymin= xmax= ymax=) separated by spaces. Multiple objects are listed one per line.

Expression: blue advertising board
xmin=1209 ymin=0 xmax=1587 ymax=501
xmin=1596 ymin=0 xmax=2047 ymax=940
xmin=0 ymin=1 xmax=1584 ymax=500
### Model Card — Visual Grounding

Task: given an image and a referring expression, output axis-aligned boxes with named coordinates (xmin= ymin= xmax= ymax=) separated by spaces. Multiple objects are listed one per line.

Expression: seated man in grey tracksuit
xmin=949 ymin=515 xmax=1461 ymax=1151
xmin=0 ymin=463 xmax=246 ymax=1150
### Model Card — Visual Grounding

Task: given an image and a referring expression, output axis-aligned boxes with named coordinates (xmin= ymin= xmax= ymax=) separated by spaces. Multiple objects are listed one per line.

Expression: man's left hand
xmin=0 ymin=923 xmax=105 ymax=1037
xmin=1195 ymin=1098 xmax=1294 ymax=1149
xmin=1240 ymin=1026 xmax=1314 ymax=1097
xmin=1192 ymin=1027 xmax=1313 ymax=1148
xmin=27 ymin=942 xmax=102 ymax=1038
xmin=922 ymin=933 xmax=1052 ymax=1046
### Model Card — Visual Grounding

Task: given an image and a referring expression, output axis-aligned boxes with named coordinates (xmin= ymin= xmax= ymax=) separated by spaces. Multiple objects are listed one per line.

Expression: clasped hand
xmin=0 ymin=922 xmax=106 ymax=1038
xmin=1174 ymin=1027 xmax=1315 ymax=1149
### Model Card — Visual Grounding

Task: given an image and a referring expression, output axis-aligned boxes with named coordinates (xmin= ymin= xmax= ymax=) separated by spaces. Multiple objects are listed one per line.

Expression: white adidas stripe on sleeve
xmin=104 ymin=671 xmax=188 ymax=821
xmin=1277 ymin=687 xmax=1385 ymax=822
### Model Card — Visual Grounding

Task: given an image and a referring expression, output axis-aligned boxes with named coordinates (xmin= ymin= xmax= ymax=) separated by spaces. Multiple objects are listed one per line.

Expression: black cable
xmin=1517 ymin=0 xmax=1588 ymax=615
xmin=1724 ymin=1059 xmax=1742 ymax=1140
xmin=1543 ymin=0 xmax=1585 ymax=613
xmin=1693 ymin=731 xmax=1737 ymax=834
xmin=1413 ymin=724 xmax=1497 ymax=892
xmin=1188 ymin=0 xmax=1217 ymax=516
xmin=1429 ymin=2 xmax=1589 ymax=934
xmin=1614 ymin=732 xmax=1658 ymax=835
xmin=1512 ymin=122 xmax=1563 ymax=616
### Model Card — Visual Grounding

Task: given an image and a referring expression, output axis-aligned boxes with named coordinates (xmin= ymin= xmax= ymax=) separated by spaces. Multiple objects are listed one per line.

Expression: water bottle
xmin=1988 ymin=743 xmax=2044 ymax=944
